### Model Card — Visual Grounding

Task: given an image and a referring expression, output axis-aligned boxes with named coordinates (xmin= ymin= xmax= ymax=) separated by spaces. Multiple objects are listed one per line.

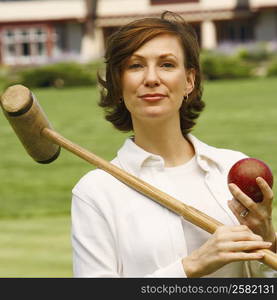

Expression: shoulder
xmin=188 ymin=134 xmax=248 ymax=173
xmin=211 ymin=147 xmax=248 ymax=172
xmin=71 ymin=156 xmax=139 ymax=216
xmin=211 ymin=145 xmax=247 ymax=161
xmin=72 ymin=157 xmax=122 ymax=200
xmin=206 ymin=146 xmax=248 ymax=176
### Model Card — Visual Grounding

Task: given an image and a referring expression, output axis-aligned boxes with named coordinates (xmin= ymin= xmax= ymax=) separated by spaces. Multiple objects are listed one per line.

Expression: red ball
xmin=227 ymin=158 xmax=274 ymax=202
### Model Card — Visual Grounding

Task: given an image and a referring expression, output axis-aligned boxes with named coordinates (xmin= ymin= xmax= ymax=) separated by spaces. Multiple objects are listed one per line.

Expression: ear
xmin=185 ymin=68 xmax=196 ymax=95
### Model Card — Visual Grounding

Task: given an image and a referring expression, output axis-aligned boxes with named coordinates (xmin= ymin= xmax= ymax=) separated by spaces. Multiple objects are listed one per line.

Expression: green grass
xmin=0 ymin=87 xmax=129 ymax=218
xmin=194 ymin=77 xmax=277 ymax=169
xmin=0 ymin=77 xmax=277 ymax=277
xmin=0 ymin=216 xmax=71 ymax=277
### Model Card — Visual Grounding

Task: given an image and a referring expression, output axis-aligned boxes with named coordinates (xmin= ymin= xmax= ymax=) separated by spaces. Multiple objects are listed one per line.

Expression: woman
xmin=71 ymin=12 xmax=277 ymax=277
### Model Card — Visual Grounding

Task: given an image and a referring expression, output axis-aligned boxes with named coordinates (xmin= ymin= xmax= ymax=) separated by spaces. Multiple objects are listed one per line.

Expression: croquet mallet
xmin=1 ymin=84 xmax=277 ymax=270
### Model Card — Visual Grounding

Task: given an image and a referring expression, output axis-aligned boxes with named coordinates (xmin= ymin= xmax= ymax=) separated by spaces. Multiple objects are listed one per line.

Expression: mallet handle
xmin=42 ymin=127 xmax=277 ymax=271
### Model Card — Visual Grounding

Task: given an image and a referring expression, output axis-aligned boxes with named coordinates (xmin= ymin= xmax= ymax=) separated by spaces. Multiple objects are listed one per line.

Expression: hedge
xmin=17 ymin=62 xmax=99 ymax=88
xmin=200 ymin=52 xmax=254 ymax=80
xmin=267 ymin=59 xmax=277 ymax=77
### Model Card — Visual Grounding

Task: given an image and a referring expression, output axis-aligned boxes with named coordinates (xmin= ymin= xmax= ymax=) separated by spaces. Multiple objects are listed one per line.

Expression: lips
xmin=139 ymin=93 xmax=166 ymax=102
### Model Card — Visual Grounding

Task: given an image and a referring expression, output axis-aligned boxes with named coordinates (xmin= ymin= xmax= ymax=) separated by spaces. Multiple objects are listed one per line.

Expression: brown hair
xmin=98 ymin=11 xmax=205 ymax=136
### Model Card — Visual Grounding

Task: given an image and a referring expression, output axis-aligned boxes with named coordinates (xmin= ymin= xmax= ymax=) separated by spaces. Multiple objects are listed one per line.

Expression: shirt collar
xmin=186 ymin=134 xmax=224 ymax=172
xmin=117 ymin=134 xmax=223 ymax=176
xmin=117 ymin=137 xmax=164 ymax=176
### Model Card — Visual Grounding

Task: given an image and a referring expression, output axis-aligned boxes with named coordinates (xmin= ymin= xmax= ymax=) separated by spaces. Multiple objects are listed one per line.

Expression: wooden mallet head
xmin=0 ymin=84 xmax=60 ymax=163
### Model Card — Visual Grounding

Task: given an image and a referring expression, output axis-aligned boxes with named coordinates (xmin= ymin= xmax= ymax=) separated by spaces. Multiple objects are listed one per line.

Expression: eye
xmin=161 ymin=62 xmax=175 ymax=68
xmin=128 ymin=63 xmax=143 ymax=69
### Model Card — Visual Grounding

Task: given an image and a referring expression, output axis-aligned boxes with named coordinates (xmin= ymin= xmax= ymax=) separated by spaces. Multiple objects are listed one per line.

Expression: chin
xmin=131 ymin=105 xmax=178 ymax=122
xmin=142 ymin=107 xmax=167 ymax=118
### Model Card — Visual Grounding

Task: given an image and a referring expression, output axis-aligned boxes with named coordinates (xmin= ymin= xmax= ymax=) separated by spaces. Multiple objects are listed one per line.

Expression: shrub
xmin=0 ymin=65 xmax=13 ymax=92
xmin=17 ymin=62 xmax=97 ymax=88
xmin=235 ymin=43 xmax=272 ymax=62
xmin=267 ymin=59 xmax=277 ymax=77
xmin=200 ymin=52 xmax=253 ymax=80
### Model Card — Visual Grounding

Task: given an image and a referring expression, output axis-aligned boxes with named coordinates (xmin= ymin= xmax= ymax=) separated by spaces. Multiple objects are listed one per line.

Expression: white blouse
xmin=71 ymin=134 xmax=277 ymax=277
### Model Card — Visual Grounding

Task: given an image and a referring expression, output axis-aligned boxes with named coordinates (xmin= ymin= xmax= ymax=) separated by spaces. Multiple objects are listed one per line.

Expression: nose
xmin=143 ymin=66 xmax=160 ymax=87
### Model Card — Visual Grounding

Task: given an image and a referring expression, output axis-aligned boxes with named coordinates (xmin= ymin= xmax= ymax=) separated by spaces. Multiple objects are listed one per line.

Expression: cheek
xmin=122 ymin=72 xmax=140 ymax=89
xmin=164 ymin=70 xmax=186 ymax=90
xmin=167 ymin=77 xmax=186 ymax=98
xmin=122 ymin=73 xmax=142 ymax=95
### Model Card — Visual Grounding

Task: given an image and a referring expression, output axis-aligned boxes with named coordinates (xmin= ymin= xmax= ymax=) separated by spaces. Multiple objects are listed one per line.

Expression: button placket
xmin=157 ymin=169 xmax=188 ymax=259
xmin=204 ymin=168 xmax=239 ymax=225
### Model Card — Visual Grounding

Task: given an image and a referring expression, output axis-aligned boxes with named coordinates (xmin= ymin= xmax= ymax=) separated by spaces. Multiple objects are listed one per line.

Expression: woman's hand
xmin=228 ymin=177 xmax=276 ymax=252
xmin=182 ymin=225 xmax=272 ymax=277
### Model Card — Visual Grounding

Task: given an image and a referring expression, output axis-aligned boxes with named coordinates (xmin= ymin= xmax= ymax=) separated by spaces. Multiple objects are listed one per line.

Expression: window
xmin=150 ymin=0 xmax=199 ymax=5
xmin=1 ymin=26 xmax=49 ymax=65
xmin=216 ymin=19 xmax=254 ymax=43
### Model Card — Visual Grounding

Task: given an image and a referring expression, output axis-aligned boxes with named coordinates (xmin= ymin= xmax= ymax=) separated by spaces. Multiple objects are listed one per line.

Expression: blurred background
xmin=0 ymin=0 xmax=277 ymax=277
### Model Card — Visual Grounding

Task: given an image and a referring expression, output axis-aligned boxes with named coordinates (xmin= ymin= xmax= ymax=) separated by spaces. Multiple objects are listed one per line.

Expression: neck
xmin=132 ymin=118 xmax=195 ymax=167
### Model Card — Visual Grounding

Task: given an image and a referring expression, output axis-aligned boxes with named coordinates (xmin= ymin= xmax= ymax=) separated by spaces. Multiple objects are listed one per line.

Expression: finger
xmin=223 ymin=251 xmax=264 ymax=262
xmin=228 ymin=199 xmax=246 ymax=217
xmin=216 ymin=225 xmax=262 ymax=240
xmin=216 ymin=225 xmax=249 ymax=233
xmin=228 ymin=200 xmax=250 ymax=224
xmin=228 ymin=183 xmax=258 ymax=211
xmin=256 ymin=177 xmax=274 ymax=204
xmin=223 ymin=240 xmax=272 ymax=252
xmin=216 ymin=224 xmax=267 ymax=241
xmin=226 ymin=231 xmax=264 ymax=242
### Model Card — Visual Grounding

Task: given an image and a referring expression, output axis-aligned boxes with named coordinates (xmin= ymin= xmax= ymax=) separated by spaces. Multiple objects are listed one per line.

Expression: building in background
xmin=0 ymin=0 xmax=88 ymax=65
xmin=0 ymin=0 xmax=277 ymax=66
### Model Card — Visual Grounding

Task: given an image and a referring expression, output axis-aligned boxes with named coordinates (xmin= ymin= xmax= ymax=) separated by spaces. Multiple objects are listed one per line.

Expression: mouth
xmin=139 ymin=93 xmax=167 ymax=102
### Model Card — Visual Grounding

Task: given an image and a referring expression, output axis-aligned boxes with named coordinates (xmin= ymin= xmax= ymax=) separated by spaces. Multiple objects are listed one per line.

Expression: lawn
xmin=0 ymin=216 xmax=72 ymax=277
xmin=0 ymin=77 xmax=277 ymax=277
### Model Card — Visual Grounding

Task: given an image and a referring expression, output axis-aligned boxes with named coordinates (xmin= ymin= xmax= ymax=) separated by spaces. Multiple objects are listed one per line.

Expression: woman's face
xmin=121 ymin=34 xmax=195 ymax=126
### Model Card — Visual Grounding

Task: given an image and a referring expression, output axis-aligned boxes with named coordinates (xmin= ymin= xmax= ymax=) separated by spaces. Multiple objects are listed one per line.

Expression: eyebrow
xmin=130 ymin=53 xmax=178 ymax=59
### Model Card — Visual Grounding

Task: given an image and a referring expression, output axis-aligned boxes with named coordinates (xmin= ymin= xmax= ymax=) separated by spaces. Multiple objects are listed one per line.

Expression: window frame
xmin=150 ymin=0 xmax=199 ymax=5
xmin=0 ymin=25 xmax=52 ymax=65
